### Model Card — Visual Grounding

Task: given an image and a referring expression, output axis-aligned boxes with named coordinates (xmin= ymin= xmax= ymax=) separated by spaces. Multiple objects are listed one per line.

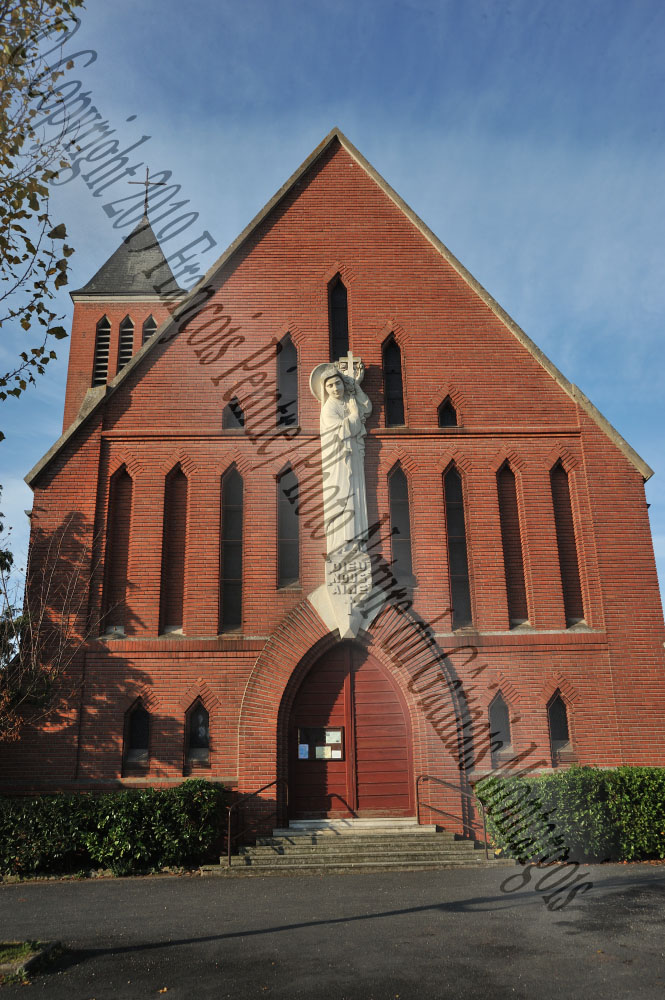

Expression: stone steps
xmin=203 ymin=858 xmax=511 ymax=877
xmin=202 ymin=818 xmax=512 ymax=878
xmin=243 ymin=839 xmax=481 ymax=857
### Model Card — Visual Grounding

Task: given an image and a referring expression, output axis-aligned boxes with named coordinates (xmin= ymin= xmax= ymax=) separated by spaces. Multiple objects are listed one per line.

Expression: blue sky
xmin=2 ymin=0 xmax=665 ymax=601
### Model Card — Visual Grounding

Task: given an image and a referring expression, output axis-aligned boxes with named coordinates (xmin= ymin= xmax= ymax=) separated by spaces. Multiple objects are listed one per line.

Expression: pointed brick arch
xmin=158 ymin=453 xmax=198 ymax=477
xmin=540 ymin=672 xmax=581 ymax=707
xmin=437 ymin=452 xmax=473 ymax=476
xmin=546 ymin=445 xmax=579 ymax=474
xmin=179 ymin=679 xmax=222 ymax=714
xmin=107 ymin=453 xmax=143 ymax=479
xmin=381 ymin=450 xmax=419 ymax=479
xmin=490 ymin=449 xmax=527 ymax=474
xmin=214 ymin=452 xmax=253 ymax=479
xmin=433 ymin=384 xmax=467 ymax=425
xmin=323 ymin=261 xmax=357 ymax=287
xmin=275 ymin=321 xmax=306 ymax=348
xmin=236 ymin=598 xmax=478 ymax=814
xmin=375 ymin=318 xmax=411 ymax=349
xmin=119 ymin=686 xmax=161 ymax=715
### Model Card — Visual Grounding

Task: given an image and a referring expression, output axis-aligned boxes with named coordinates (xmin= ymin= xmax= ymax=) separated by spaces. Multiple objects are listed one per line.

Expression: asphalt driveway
xmin=0 ymin=864 xmax=663 ymax=999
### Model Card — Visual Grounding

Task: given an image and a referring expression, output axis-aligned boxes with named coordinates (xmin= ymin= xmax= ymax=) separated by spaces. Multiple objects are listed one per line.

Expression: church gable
xmin=27 ymin=128 xmax=650 ymax=486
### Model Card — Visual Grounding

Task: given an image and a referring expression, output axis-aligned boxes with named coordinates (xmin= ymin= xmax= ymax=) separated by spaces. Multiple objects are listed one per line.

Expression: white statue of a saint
xmin=309 ymin=361 xmax=372 ymax=555
xmin=309 ymin=356 xmax=380 ymax=638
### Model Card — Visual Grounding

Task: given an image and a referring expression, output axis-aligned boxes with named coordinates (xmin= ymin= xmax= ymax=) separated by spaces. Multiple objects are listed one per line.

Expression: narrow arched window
xmin=328 ymin=274 xmax=349 ymax=360
xmin=389 ymin=466 xmax=413 ymax=583
xmin=160 ymin=465 xmax=187 ymax=633
xmin=142 ymin=314 xmax=157 ymax=345
xmin=444 ymin=465 xmax=472 ymax=629
xmin=186 ymin=700 xmax=210 ymax=765
xmin=548 ymin=691 xmax=571 ymax=766
xmin=103 ymin=465 xmax=133 ymax=632
xmin=489 ymin=693 xmax=511 ymax=766
xmin=497 ymin=463 xmax=528 ymax=626
xmin=92 ymin=315 xmax=111 ymax=386
xmin=220 ymin=467 xmax=243 ymax=631
xmin=222 ymin=397 xmax=245 ymax=430
xmin=276 ymin=333 xmax=298 ymax=427
xmin=383 ymin=336 xmax=405 ymax=426
xmin=117 ymin=315 xmax=135 ymax=372
xmin=550 ymin=462 xmax=584 ymax=626
xmin=277 ymin=465 xmax=299 ymax=587
xmin=438 ymin=397 xmax=457 ymax=427
xmin=124 ymin=702 xmax=150 ymax=766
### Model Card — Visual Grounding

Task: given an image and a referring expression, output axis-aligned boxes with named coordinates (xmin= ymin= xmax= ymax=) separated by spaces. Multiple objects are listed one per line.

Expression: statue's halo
xmin=310 ymin=363 xmax=344 ymax=403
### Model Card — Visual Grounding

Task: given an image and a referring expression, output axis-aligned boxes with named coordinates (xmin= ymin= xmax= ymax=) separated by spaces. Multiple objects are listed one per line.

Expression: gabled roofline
xmin=26 ymin=126 xmax=653 ymax=487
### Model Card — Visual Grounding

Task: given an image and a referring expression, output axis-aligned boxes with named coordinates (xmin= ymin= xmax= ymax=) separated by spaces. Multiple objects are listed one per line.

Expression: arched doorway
xmin=288 ymin=641 xmax=413 ymax=819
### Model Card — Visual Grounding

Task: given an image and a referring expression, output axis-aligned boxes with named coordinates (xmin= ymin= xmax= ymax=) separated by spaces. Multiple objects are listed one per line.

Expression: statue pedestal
xmin=309 ymin=544 xmax=385 ymax=639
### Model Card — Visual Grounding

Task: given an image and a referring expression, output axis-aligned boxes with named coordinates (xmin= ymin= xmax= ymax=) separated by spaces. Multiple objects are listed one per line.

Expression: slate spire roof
xmin=71 ymin=215 xmax=185 ymax=298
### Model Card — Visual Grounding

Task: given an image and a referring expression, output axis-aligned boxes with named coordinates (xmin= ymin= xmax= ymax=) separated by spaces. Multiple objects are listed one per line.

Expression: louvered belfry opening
xmin=103 ymin=466 xmax=133 ymax=630
xmin=328 ymin=274 xmax=349 ymax=360
xmin=220 ymin=467 xmax=243 ymax=632
xmin=277 ymin=465 xmax=299 ymax=588
xmin=388 ymin=466 xmax=413 ymax=583
xmin=160 ymin=465 xmax=188 ymax=632
xmin=550 ymin=462 xmax=584 ymax=625
xmin=383 ymin=335 xmax=405 ymax=426
xmin=92 ymin=315 xmax=111 ymax=386
xmin=444 ymin=465 xmax=472 ymax=629
xmin=117 ymin=315 xmax=135 ymax=373
xmin=142 ymin=314 xmax=157 ymax=345
xmin=276 ymin=333 xmax=298 ymax=427
xmin=497 ymin=463 xmax=528 ymax=626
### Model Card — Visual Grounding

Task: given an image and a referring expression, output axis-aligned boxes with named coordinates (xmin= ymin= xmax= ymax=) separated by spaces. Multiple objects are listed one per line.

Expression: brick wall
xmin=3 ymin=138 xmax=664 ymax=833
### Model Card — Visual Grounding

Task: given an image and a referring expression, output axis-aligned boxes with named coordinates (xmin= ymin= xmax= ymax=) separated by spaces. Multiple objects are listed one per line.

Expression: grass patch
xmin=0 ymin=941 xmax=36 ymax=964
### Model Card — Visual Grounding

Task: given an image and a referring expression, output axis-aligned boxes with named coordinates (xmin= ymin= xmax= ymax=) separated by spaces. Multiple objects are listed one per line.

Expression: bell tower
xmin=63 ymin=215 xmax=185 ymax=429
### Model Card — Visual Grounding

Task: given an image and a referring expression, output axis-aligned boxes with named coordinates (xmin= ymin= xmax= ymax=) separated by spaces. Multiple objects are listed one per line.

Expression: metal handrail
xmin=415 ymin=774 xmax=489 ymax=859
xmin=226 ymin=778 xmax=288 ymax=866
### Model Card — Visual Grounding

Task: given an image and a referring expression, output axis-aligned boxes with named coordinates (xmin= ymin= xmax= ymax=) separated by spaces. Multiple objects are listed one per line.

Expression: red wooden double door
xmin=289 ymin=642 xmax=413 ymax=818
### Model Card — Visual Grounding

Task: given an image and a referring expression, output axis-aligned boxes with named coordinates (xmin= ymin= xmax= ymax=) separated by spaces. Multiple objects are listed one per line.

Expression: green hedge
xmin=476 ymin=766 xmax=665 ymax=863
xmin=0 ymin=780 xmax=227 ymax=877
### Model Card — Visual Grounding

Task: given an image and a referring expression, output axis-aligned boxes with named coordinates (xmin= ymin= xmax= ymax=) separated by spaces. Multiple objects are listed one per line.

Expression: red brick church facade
xmin=2 ymin=129 xmax=664 ymax=831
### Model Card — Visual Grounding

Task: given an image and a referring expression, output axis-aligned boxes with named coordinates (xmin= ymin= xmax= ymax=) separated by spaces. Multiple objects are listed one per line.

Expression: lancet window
xmin=388 ymin=466 xmax=414 ymax=583
xmin=438 ymin=397 xmax=457 ymax=427
xmin=383 ymin=335 xmax=405 ymax=426
xmin=277 ymin=465 xmax=300 ymax=587
xmin=222 ymin=397 xmax=245 ymax=430
xmin=276 ymin=333 xmax=298 ymax=427
xmin=220 ymin=467 xmax=243 ymax=631
xmin=186 ymin=700 xmax=210 ymax=766
xmin=548 ymin=691 xmax=571 ymax=766
xmin=550 ymin=462 xmax=584 ymax=625
xmin=497 ymin=463 xmax=528 ymax=626
xmin=444 ymin=465 xmax=472 ymax=629
xmin=160 ymin=465 xmax=188 ymax=633
xmin=103 ymin=465 xmax=133 ymax=632
xmin=124 ymin=702 xmax=150 ymax=766
xmin=328 ymin=274 xmax=349 ymax=360
xmin=489 ymin=693 xmax=512 ymax=766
